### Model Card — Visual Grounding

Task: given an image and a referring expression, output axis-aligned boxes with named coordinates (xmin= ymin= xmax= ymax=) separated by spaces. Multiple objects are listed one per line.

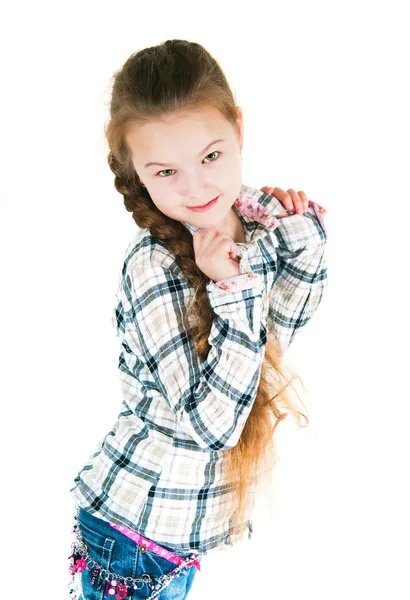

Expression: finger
xmin=224 ymin=238 xmax=240 ymax=262
xmin=229 ymin=248 xmax=240 ymax=262
xmin=210 ymin=232 xmax=239 ymax=261
xmin=298 ymin=190 xmax=309 ymax=212
xmin=200 ymin=230 xmax=225 ymax=258
xmin=270 ymin=187 xmax=293 ymax=210
xmin=261 ymin=185 xmax=295 ymax=211
xmin=192 ymin=230 xmax=208 ymax=254
xmin=287 ymin=189 xmax=304 ymax=214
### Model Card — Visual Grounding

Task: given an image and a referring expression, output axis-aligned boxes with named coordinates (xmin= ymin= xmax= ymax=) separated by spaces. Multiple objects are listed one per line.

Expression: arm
xmin=267 ymin=199 xmax=329 ymax=354
xmin=114 ymin=254 xmax=268 ymax=451
xmin=210 ymin=195 xmax=329 ymax=354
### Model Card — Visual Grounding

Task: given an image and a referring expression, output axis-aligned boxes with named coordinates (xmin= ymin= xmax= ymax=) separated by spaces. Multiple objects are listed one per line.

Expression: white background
xmin=2 ymin=1 xmax=409 ymax=598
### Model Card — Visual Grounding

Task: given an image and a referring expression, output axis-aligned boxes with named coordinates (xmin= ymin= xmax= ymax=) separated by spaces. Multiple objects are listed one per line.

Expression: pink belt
xmin=109 ymin=522 xmax=201 ymax=572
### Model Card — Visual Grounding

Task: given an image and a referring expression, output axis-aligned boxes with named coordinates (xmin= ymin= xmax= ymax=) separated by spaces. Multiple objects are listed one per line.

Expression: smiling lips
xmin=187 ymin=195 xmax=220 ymax=212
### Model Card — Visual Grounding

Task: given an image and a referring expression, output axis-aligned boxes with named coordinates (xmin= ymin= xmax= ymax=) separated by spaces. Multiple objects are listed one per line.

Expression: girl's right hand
xmin=193 ymin=229 xmax=241 ymax=283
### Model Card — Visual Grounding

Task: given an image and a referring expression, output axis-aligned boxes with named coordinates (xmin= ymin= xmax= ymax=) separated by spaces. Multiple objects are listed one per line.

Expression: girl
xmin=68 ymin=39 xmax=328 ymax=600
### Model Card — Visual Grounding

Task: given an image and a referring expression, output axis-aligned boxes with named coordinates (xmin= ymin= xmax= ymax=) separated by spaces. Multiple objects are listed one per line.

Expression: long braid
xmin=108 ymin=150 xmax=215 ymax=354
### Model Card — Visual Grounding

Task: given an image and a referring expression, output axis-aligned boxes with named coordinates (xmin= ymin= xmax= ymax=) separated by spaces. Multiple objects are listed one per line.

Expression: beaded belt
xmin=109 ymin=522 xmax=201 ymax=572
xmin=68 ymin=505 xmax=201 ymax=600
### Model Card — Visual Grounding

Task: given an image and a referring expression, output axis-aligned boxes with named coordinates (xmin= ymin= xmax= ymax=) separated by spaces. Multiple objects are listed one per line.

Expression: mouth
xmin=187 ymin=195 xmax=220 ymax=212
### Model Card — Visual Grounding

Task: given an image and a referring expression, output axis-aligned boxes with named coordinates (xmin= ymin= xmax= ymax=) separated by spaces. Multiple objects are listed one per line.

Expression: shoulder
xmin=121 ymin=229 xmax=189 ymax=288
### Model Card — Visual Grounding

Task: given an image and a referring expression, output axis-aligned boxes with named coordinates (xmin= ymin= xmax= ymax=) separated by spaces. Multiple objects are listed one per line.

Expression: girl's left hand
xmin=260 ymin=186 xmax=309 ymax=219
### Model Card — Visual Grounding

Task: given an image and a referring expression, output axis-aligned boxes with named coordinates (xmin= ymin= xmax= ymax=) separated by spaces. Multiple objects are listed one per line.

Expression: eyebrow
xmin=144 ymin=138 xmax=225 ymax=168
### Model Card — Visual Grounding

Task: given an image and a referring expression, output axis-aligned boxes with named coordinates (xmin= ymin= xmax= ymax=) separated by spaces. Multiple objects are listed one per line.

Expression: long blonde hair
xmin=105 ymin=39 xmax=309 ymax=534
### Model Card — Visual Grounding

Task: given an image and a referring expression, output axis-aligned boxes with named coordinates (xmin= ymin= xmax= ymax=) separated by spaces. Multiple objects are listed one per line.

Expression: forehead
xmin=126 ymin=105 xmax=232 ymax=161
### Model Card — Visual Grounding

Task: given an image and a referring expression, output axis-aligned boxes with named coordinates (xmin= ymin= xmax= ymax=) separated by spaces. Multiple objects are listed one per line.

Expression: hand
xmin=192 ymin=229 xmax=241 ymax=282
xmin=260 ymin=186 xmax=310 ymax=219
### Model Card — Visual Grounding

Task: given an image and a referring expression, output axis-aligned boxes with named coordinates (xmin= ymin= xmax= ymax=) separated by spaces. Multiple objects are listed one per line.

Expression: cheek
xmin=148 ymin=194 xmax=166 ymax=214
xmin=213 ymin=160 xmax=234 ymax=183
xmin=149 ymin=194 xmax=181 ymax=220
xmin=218 ymin=157 xmax=242 ymax=189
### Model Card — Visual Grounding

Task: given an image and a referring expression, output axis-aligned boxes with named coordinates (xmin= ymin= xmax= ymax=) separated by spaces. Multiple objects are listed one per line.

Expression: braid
xmin=107 ymin=150 xmax=214 ymax=354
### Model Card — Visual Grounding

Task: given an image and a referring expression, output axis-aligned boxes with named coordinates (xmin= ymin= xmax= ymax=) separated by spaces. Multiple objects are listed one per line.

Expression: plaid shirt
xmin=70 ymin=183 xmax=328 ymax=558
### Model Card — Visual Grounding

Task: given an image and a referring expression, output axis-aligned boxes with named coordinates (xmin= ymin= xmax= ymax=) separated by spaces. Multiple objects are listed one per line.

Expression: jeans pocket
xmin=137 ymin=542 xmax=191 ymax=575
xmin=78 ymin=518 xmax=116 ymax=600
xmin=134 ymin=543 xmax=198 ymax=600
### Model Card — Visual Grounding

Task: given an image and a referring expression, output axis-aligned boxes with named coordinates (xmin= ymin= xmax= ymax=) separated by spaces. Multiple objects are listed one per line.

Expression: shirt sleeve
xmin=114 ymin=255 xmax=268 ymax=451
xmin=266 ymin=199 xmax=329 ymax=354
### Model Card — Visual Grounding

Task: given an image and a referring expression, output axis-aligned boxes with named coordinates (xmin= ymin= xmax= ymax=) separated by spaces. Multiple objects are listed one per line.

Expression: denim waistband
xmin=78 ymin=506 xmax=197 ymax=558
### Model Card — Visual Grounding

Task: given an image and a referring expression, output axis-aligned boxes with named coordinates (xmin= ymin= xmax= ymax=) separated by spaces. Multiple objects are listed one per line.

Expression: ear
xmin=235 ymin=106 xmax=244 ymax=152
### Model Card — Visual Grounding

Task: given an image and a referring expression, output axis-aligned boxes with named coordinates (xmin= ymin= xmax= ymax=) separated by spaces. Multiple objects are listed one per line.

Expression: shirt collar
xmin=181 ymin=183 xmax=280 ymax=245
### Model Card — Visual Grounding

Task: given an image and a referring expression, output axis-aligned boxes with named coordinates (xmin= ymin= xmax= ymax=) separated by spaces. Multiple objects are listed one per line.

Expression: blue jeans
xmin=76 ymin=507 xmax=200 ymax=600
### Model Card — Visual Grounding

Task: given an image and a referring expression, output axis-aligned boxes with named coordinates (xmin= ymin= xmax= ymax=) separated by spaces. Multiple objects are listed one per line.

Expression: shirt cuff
xmin=213 ymin=271 xmax=260 ymax=292
xmin=213 ymin=244 xmax=261 ymax=292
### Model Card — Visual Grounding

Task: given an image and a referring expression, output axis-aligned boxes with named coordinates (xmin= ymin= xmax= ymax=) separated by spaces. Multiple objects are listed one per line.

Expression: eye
xmin=156 ymin=151 xmax=221 ymax=178
xmin=204 ymin=151 xmax=220 ymax=163
xmin=157 ymin=168 xmax=174 ymax=178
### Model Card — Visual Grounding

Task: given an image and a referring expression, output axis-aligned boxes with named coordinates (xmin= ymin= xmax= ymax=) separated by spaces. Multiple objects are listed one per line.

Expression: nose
xmin=180 ymin=171 xmax=209 ymax=203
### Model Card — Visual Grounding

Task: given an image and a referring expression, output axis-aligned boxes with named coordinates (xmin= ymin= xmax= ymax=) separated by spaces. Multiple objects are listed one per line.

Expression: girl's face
xmin=126 ymin=104 xmax=244 ymax=232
